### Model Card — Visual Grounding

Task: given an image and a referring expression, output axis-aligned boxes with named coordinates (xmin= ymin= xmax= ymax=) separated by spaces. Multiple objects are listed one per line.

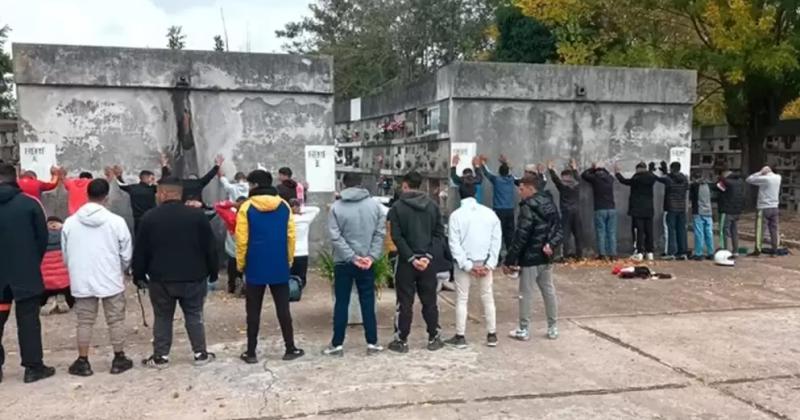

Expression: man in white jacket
xmin=746 ymin=166 xmax=782 ymax=255
xmin=62 ymin=179 xmax=133 ymax=376
xmin=445 ymin=183 xmax=502 ymax=348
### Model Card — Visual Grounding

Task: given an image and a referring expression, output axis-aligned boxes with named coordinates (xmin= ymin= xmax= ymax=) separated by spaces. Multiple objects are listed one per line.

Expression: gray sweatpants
xmin=518 ymin=265 xmax=557 ymax=330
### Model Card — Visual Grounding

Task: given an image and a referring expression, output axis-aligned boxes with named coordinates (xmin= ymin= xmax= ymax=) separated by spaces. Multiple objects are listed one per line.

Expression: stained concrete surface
xmin=1 ymin=253 xmax=799 ymax=419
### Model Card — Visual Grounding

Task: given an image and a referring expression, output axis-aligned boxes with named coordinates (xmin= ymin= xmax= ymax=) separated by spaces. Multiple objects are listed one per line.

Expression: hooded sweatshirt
xmin=690 ymin=182 xmax=713 ymax=216
xmin=480 ymin=165 xmax=516 ymax=210
xmin=0 ymin=183 xmax=49 ymax=301
xmin=18 ymin=176 xmax=58 ymax=199
xmin=62 ymin=202 xmax=132 ymax=298
xmin=448 ymin=197 xmax=502 ymax=272
xmin=746 ymin=172 xmax=782 ymax=209
xmin=387 ymin=191 xmax=445 ymax=263
xmin=294 ymin=206 xmax=320 ymax=257
xmin=549 ymin=169 xmax=580 ymax=213
xmin=64 ymin=178 xmax=92 ymax=215
xmin=328 ymin=188 xmax=386 ymax=264
xmin=219 ymin=176 xmax=250 ymax=202
xmin=581 ymin=168 xmax=616 ymax=210
xmin=236 ymin=189 xmax=296 ymax=285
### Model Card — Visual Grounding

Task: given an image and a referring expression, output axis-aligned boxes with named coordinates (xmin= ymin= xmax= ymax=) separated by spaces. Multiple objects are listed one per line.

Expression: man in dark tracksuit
xmin=715 ymin=167 xmax=746 ymax=253
xmin=581 ymin=163 xmax=617 ymax=259
xmin=111 ymin=164 xmax=169 ymax=234
xmin=162 ymin=155 xmax=223 ymax=202
xmin=0 ymin=163 xmax=56 ymax=383
xmin=614 ymin=162 xmax=657 ymax=260
xmin=548 ymin=160 xmax=582 ymax=260
xmin=387 ymin=171 xmax=445 ymax=353
xmin=656 ymin=162 xmax=690 ymax=259
xmin=133 ymin=177 xmax=219 ymax=368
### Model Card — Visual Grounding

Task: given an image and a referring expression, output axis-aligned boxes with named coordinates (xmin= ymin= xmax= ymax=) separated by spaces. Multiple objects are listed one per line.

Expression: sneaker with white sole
xmin=56 ymin=294 xmax=70 ymax=313
xmin=366 ymin=344 xmax=384 ymax=355
xmin=142 ymin=355 xmax=170 ymax=369
xmin=547 ymin=325 xmax=559 ymax=340
xmin=322 ymin=345 xmax=344 ymax=356
xmin=509 ymin=328 xmax=530 ymax=341
xmin=631 ymin=253 xmax=644 ymax=262
xmin=40 ymin=297 xmax=57 ymax=316
xmin=646 ymin=253 xmax=654 ymax=261
xmin=443 ymin=335 xmax=467 ymax=349
xmin=487 ymin=333 xmax=498 ymax=347
xmin=193 ymin=351 xmax=216 ymax=366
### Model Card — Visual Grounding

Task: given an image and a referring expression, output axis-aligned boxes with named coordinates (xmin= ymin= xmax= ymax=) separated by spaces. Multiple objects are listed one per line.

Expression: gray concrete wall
xmin=13 ymin=43 xmax=334 ymax=252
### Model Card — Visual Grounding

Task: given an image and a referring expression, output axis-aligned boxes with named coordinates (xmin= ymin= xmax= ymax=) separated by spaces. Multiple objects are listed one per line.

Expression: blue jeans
xmin=593 ymin=209 xmax=617 ymax=257
xmin=692 ymin=215 xmax=714 ymax=257
xmin=666 ymin=211 xmax=688 ymax=256
xmin=332 ymin=262 xmax=378 ymax=346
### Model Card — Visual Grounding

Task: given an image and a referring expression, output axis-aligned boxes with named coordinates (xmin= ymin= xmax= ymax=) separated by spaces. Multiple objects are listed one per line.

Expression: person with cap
xmin=656 ymin=161 xmax=690 ymax=260
xmin=444 ymin=182 xmax=502 ymax=349
xmin=450 ymin=155 xmax=484 ymax=205
xmin=322 ymin=172 xmax=386 ymax=356
xmin=504 ymin=174 xmax=563 ymax=341
xmin=548 ymin=159 xmax=583 ymax=260
xmin=0 ymin=162 xmax=56 ymax=383
xmin=478 ymin=155 xmax=522 ymax=253
xmin=61 ymin=179 xmax=134 ymax=376
xmin=746 ymin=166 xmax=782 ymax=255
xmin=133 ymin=176 xmax=219 ymax=369
xmin=715 ymin=163 xmax=746 ymax=254
xmin=236 ymin=170 xmax=304 ymax=364
xmin=614 ymin=161 xmax=658 ymax=261
xmin=581 ymin=162 xmax=617 ymax=260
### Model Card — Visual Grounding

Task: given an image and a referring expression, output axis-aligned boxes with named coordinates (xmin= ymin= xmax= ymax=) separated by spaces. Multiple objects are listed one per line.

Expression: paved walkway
xmin=1 ymin=254 xmax=799 ymax=419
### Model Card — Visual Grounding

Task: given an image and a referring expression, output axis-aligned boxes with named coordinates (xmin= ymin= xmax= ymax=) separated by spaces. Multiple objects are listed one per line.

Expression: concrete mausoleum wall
xmin=13 ymin=43 xmax=334 ymax=250
xmin=337 ymin=61 xmax=697 ymax=256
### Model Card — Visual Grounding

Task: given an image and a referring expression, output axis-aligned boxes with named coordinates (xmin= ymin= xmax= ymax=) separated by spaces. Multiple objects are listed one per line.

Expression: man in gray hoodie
xmin=323 ymin=173 xmax=386 ymax=356
xmin=746 ymin=166 xmax=782 ymax=255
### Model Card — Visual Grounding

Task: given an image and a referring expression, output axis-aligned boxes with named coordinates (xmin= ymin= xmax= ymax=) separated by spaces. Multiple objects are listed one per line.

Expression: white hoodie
xmin=293 ymin=206 xmax=320 ymax=257
xmin=62 ymin=202 xmax=133 ymax=298
xmin=448 ymin=197 xmax=502 ymax=272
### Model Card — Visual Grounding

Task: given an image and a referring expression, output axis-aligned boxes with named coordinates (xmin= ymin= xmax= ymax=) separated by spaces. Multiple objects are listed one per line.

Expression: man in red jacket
xmin=18 ymin=166 xmax=61 ymax=200
xmin=61 ymin=168 xmax=94 ymax=216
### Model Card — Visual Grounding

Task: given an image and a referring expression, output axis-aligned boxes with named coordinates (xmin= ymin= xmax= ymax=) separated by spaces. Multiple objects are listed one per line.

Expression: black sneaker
xmin=748 ymin=251 xmax=762 ymax=257
xmin=690 ymin=255 xmax=704 ymax=261
xmin=142 ymin=355 xmax=170 ymax=370
xmin=283 ymin=348 xmax=305 ymax=361
xmin=110 ymin=353 xmax=133 ymax=374
xmin=705 ymin=255 xmax=715 ymax=261
xmin=24 ymin=365 xmax=56 ymax=383
xmin=676 ymin=255 xmax=689 ymax=261
xmin=387 ymin=339 xmax=409 ymax=353
xmin=68 ymin=357 xmax=93 ymax=377
xmin=487 ymin=333 xmax=498 ymax=347
xmin=443 ymin=335 xmax=467 ymax=349
xmin=240 ymin=352 xmax=258 ymax=364
xmin=193 ymin=351 xmax=216 ymax=366
xmin=427 ymin=335 xmax=444 ymax=351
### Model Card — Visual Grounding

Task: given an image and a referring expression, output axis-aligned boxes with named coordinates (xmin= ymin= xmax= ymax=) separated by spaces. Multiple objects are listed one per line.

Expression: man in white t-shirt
xmin=290 ymin=199 xmax=320 ymax=286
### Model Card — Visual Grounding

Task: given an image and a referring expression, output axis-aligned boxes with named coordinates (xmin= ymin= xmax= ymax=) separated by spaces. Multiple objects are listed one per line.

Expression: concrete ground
xmin=1 ymin=250 xmax=799 ymax=419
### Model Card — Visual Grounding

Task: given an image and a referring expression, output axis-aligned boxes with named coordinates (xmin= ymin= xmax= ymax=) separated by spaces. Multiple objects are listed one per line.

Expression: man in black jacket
xmin=614 ymin=162 xmax=658 ymax=261
xmin=715 ymin=164 xmax=745 ymax=253
xmin=548 ymin=159 xmax=582 ymax=260
xmin=581 ymin=162 xmax=617 ymax=259
xmin=162 ymin=155 xmax=224 ymax=202
xmin=504 ymin=175 xmax=563 ymax=341
xmin=387 ymin=171 xmax=445 ymax=353
xmin=108 ymin=159 xmax=169 ymax=234
xmin=133 ymin=177 xmax=219 ymax=369
xmin=0 ymin=163 xmax=56 ymax=383
xmin=656 ymin=161 xmax=690 ymax=260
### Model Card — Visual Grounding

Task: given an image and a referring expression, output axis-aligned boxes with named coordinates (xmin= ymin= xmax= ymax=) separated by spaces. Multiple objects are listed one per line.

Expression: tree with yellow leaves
xmin=516 ymin=0 xmax=800 ymax=174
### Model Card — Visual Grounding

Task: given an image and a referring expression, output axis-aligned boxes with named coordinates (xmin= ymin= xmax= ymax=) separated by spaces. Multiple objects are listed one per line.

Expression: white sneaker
xmin=366 ymin=344 xmax=384 ymax=355
xmin=646 ymin=253 xmax=654 ymax=261
xmin=322 ymin=345 xmax=344 ymax=356
xmin=547 ymin=325 xmax=559 ymax=340
xmin=631 ymin=253 xmax=644 ymax=262
xmin=508 ymin=328 xmax=530 ymax=341
xmin=40 ymin=297 xmax=57 ymax=316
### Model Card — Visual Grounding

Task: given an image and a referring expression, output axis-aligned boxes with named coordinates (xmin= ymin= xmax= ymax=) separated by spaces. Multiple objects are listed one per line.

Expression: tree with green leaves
xmin=277 ymin=0 xmax=499 ymax=99
xmin=492 ymin=3 xmax=556 ymax=63
xmin=167 ymin=25 xmax=186 ymax=50
xmin=213 ymin=35 xmax=225 ymax=52
xmin=516 ymin=0 xmax=800 ymax=174
xmin=0 ymin=25 xmax=15 ymax=119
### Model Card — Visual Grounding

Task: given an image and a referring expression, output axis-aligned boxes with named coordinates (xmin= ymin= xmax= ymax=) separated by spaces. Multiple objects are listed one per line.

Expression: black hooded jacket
xmin=548 ymin=169 xmax=580 ymax=213
xmin=387 ymin=191 xmax=445 ymax=263
xmin=616 ymin=171 xmax=657 ymax=218
xmin=657 ymin=171 xmax=689 ymax=212
xmin=0 ymin=183 xmax=48 ymax=300
xmin=504 ymin=192 xmax=563 ymax=268
xmin=581 ymin=168 xmax=616 ymax=210
xmin=716 ymin=173 xmax=746 ymax=215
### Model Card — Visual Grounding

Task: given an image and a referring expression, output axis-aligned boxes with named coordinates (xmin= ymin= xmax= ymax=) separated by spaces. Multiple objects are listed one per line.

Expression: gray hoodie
xmin=746 ymin=172 xmax=782 ymax=209
xmin=328 ymin=187 xmax=387 ymax=263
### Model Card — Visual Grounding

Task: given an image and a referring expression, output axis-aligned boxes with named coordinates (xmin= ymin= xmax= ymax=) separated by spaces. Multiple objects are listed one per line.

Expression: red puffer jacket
xmin=41 ymin=230 xmax=70 ymax=291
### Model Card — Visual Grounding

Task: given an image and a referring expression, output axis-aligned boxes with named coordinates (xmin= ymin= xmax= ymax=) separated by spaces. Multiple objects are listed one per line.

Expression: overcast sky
xmin=3 ymin=0 xmax=312 ymax=55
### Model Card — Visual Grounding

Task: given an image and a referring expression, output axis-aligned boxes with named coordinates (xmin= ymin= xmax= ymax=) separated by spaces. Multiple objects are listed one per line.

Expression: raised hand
xmin=570 ymin=159 xmax=578 ymax=171
xmin=543 ymin=243 xmax=553 ymax=257
xmin=547 ymin=160 xmax=555 ymax=171
xmin=499 ymin=154 xmax=508 ymax=164
xmin=613 ymin=162 xmax=620 ymax=174
xmin=113 ymin=165 xmax=124 ymax=177
xmin=451 ymin=155 xmax=460 ymax=167
xmin=104 ymin=166 xmax=115 ymax=180
xmin=471 ymin=155 xmax=481 ymax=168
xmin=536 ymin=163 xmax=545 ymax=174
xmin=160 ymin=152 xmax=169 ymax=168
xmin=214 ymin=154 xmax=225 ymax=166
